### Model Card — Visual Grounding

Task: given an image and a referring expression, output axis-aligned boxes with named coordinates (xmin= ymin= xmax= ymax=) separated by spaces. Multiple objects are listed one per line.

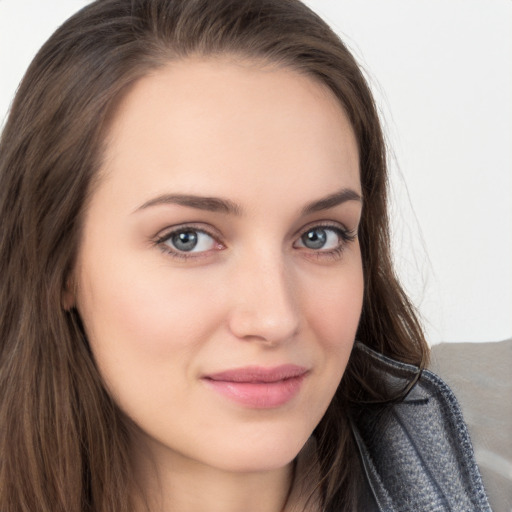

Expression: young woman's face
xmin=72 ymin=58 xmax=363 ymax=474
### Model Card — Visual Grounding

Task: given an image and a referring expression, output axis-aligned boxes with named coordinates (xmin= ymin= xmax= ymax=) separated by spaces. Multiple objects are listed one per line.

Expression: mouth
xmin=202 ymin=365 xmax=309 ymax=409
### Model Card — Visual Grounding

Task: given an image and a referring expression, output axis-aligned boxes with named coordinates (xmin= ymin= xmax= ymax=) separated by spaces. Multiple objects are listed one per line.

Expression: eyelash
xmin=153 ymin=222 xmax=357 ymax=262
xmin=295 ymin=223 xmax=357 ymax=261
xmin=153 ymin=224 xmax=222 ymax=261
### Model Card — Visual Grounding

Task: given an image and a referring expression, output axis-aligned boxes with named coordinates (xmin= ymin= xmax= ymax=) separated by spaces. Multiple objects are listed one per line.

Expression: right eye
xmin=156 ymin=227 xmax=223 ymax=258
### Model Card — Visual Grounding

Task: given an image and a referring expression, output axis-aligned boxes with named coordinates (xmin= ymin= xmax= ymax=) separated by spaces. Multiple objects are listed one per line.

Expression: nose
xmin=227 ymin=253 xmax=300 ymax=346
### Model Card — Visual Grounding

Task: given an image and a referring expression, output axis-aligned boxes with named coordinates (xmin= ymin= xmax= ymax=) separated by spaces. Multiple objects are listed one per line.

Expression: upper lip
xmin=204 ymin=365 xmax=308 ymax=383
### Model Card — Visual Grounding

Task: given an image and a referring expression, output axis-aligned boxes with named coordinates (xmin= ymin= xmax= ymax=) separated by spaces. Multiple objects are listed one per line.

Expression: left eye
xmin=296 ymin=227 xmax=342 ymax=250
xmin=163 ymin=229 xmax=217 ymax=253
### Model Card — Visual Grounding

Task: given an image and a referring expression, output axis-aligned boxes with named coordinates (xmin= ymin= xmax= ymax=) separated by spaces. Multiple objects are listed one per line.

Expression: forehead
xmin=98 ymin=57 xmax=360 ymax=211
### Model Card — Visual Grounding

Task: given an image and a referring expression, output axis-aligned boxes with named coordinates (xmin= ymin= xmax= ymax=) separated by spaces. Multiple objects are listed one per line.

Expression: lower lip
xmin=203 ymin=375 xmax=306 ymax=409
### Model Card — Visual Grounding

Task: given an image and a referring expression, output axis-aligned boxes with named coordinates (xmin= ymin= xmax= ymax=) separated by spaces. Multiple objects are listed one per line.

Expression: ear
xmin=61 ymin=275 xmax=76 ymax=311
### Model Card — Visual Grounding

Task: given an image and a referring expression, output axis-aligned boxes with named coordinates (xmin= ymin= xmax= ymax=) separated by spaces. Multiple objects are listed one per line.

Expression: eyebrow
xmin=134 ymin=194 xmax=242 ymax=215
xmin=134 ymin=187 xmax=361 ymax=216
xmin=301 ymin=188 xmax=362 ymax=215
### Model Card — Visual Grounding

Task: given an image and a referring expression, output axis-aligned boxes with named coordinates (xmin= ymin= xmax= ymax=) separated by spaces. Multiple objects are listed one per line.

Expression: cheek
xmin=75 ymin=260 xmax=226 ymax=430
xmin=299 ymin=252 xmax=364 ymax=398
xmin=288 ymin=257 xmax=363 ymax=437
xmin=305 ymin=258 xmax=364 ymax=351
xmin=82 ymin=260 xmax=212 ymax=341
xmin=75 ymin=256 xmax=224 ymax=393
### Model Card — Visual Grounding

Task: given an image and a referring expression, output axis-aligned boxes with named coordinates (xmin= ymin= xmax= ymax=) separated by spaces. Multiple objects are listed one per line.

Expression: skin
xmin=69 ymin=57 xmax=364 ymax=512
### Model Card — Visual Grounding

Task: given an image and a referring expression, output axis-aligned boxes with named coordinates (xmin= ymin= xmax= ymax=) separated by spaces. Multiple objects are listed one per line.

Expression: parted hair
xmin=0 ymin=0 xmax=429 ymax=510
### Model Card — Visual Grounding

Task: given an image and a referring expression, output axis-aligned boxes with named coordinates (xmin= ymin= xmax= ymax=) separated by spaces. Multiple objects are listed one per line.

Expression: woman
xmin=0 ymin=0 xmax=491 ymax=511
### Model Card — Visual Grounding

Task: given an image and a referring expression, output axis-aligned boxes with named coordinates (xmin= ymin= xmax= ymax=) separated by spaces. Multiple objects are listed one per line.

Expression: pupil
xmin=172 ymin=231 xmax=198 ymax=251
xmin=303 ymin=228 xmax=327 ymax=249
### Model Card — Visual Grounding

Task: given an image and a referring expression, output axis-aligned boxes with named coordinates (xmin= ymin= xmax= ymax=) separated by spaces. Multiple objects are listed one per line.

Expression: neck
xmin=131 ymin=440 xmax=295 ymax=512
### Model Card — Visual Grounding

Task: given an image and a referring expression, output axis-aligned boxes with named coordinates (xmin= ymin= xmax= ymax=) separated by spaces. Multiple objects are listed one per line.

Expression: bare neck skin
xmin=132 ymin=442 xmax=294 ymax=512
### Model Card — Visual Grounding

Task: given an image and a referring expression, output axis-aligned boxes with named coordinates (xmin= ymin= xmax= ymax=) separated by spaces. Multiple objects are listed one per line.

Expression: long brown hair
xmin=0 ymin=1 xmax=429 ymax=510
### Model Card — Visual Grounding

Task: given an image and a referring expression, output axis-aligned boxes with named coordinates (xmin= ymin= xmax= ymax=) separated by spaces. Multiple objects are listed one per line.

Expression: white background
xmin=1 ymin=0 xmax=511 ymax=345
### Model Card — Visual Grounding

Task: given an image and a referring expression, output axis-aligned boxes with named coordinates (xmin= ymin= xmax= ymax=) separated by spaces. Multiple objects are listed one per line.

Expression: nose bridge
xmin=228 ymin=246 xmax=299 ymax=343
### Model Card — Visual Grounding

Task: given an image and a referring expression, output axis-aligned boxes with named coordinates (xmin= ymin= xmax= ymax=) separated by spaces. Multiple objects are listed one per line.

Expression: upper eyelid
xmin=155 ymin=220 xmax=349 ymax=236
xmin=154 ymin=223 xmax=221 ymax=242
xmin=292 ymin=220 xmax=353 ymax=239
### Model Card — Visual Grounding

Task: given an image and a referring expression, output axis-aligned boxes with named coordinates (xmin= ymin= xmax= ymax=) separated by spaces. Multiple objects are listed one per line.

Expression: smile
xmin=202 ymin=365 xmax=309 ymax=409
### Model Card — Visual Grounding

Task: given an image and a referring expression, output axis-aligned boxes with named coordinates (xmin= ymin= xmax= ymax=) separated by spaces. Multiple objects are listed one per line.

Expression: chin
xmin=201 ymin=426 xmax=312 ymax=474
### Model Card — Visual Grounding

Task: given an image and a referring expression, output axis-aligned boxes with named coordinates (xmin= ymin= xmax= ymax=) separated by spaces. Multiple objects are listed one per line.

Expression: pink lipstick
xmin=202 ymin=365 xmax=308 ymax=409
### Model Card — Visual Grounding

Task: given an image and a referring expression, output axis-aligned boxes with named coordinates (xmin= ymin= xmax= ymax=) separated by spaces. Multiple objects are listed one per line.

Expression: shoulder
xmin=350 ymin=342 xmax=492 ymax=512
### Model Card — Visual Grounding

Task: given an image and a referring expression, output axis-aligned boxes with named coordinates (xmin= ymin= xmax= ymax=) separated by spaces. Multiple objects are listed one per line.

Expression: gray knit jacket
xmin=350 ymin=342 xmax=492 ymax=512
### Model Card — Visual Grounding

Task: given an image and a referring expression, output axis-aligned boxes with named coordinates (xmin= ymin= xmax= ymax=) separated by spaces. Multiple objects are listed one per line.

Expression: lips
xmin=202 ymin=365 xmax=308 ymax=409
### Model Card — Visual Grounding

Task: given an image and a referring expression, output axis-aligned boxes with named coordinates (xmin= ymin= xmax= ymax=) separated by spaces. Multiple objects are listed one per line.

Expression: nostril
xmin=226 ymin=260 xmax=300 ymax=343
xmin=227 ymin=304 xmax=300 ymax=345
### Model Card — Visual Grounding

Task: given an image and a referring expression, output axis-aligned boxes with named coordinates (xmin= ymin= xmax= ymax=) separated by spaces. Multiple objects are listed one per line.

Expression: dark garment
xmin=350 ymin=342 xmax=492 ymax=512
